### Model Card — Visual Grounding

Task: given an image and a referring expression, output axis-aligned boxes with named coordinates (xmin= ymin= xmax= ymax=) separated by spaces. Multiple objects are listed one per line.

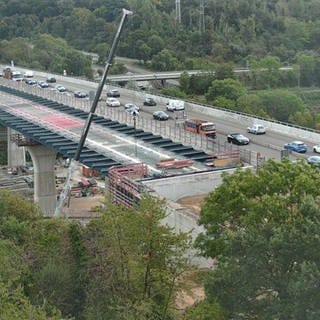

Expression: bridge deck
xmin=0 ymin=86 xmax=215 ymax=177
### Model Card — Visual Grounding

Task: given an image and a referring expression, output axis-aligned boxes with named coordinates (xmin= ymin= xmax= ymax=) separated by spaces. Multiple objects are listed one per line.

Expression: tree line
xmin=2 ymin=158 xmax=320 ymax=319
xmin=2 ymin=0 xmax=320 ymax=73
xmin=2 ymin=1 xmax=320 ymax=129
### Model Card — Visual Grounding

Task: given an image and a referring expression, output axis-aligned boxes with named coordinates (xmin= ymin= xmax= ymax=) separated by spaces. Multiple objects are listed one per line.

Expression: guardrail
xmin=0 ymin=78 xmax=238 ymax=155
xmin=0 ymin=77 xmax=295 ymax=168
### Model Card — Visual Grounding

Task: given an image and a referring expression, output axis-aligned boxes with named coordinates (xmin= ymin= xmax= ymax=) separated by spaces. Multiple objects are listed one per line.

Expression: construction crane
xmin=54 ymin=8 xmax=133 ymax=217
xmin=175 ymin=0 xmax=181 ymax=23
xmin=200 ymin=0 xmax=205 ymax=33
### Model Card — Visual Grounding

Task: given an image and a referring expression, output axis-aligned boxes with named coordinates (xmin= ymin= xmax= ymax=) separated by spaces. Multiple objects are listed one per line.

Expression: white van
xmin=11 ymin=71 xmax=24 ymax=81
xmin=24 ymin=70 xmax=34 ymax=78
xmin=166 ymin=99 xmax=185 ymax=111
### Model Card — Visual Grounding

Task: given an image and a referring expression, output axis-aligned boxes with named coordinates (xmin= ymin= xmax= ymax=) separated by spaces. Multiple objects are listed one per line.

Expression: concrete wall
xmin=142 ymin=166 xmax=249 ymax=201
xmin=0 ymin=126 xmax=7 ymax=163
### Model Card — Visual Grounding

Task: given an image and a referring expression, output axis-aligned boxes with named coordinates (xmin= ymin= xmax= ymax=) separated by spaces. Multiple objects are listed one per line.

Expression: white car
xmin=124 ymin=103 xmax=140 ymax=113
xmin=166 ymin=99 xmax=185 ymax=111
xmin=24 ymin=70 xmax=34 ymax=78
xmin=247 ymin=124 xmax=266 ymax=134
xmin=106 ymin=97 xmax=120 ymax=107
xmin=313 ymin=144 xmax=320 ymax=153
xmin=55 ymin=85 xmax=66 ymax=92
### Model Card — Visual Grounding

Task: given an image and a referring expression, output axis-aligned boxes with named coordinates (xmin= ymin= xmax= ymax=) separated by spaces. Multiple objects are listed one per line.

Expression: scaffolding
xmin=10 ymin=133 xmax=39 ymax=146
xmin=108 ymin=163 xmax=148 ymax=208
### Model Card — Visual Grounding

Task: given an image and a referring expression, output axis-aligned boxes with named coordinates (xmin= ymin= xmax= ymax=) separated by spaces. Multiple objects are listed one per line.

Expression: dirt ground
xmin=65 ymin=195 xmax=104 ymax=218
xmin=176 ymin=194 xmax=207 ymax=216
xmin=175 ymin=270 xmax=206 ymax=311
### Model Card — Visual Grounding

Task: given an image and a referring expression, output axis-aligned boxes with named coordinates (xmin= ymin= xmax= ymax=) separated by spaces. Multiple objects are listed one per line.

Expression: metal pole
xmin=54 ymin=8 xmax=132 ymax=217
xmin=74 ymin=8 xmax=132 ymax=162
xmin=132 ymin=111 xmax=138 ymax=157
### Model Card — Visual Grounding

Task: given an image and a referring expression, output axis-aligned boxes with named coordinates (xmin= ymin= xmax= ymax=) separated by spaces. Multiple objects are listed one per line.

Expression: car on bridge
xmin=37 ymin=81 xmax=49 ymax=88
xmin=55 ymin=85 xmax=66 ymax=92
xmin=153 ymin=111 xmax=169 ymax=121
xmin=227 ymin=133 xmax=250 ymax=145
xmin=284 ymin=141 xmax=308 ymax=153
xmin=124 ymin=103 xmax=140 ymax=114
xmin=143 ymin=97 xmax=156 ymax=106
xmin=74 ymin=91 xmax=88 ymax=98
xmin=313 ymin=144 xmax=320 ymax=153
xmin=106 ymin=97 xmax=120 ymax=107
xmin=25 ymin=79 xmax=37 ymax=85
xmin=46 ymin=76 xmax=56 ymax=83
xmin=107 ymin=89 xmax=120 ymax=97
xmin=247 ymin=124 xmax=266 ymax=134
xmin=307 ymin=155 xmax=320 ymax=166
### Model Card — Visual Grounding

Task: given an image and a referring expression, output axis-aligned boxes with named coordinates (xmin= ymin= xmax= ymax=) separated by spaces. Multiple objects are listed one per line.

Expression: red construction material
xmin=156 ymin=158 xmax=194 ymax=169
xmin=82 ymin=165 xmax=100 ymax=177
xmin=108 ymin=163 xmax=148 ymax=208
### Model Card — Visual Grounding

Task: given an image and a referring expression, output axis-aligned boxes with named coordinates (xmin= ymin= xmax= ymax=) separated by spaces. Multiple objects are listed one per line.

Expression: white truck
xmin=166 ymin=99 xmax=185 ymax=111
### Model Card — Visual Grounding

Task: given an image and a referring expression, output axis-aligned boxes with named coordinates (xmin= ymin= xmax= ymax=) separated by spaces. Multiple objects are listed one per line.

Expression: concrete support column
xmin=0 ymin=126 xmax=7 ymax=164
xmin=7 ymin=128 xmax=26 ymax=167
xmin=26 ymin=145 xmax=57 ymax=216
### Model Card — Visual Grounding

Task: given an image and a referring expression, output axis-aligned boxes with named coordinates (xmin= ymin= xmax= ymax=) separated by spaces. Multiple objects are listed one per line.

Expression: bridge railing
xmin=0 ymin=78 xmax=266 ymax=167
xmin=0 ymin=78 xmax=236 ymax=153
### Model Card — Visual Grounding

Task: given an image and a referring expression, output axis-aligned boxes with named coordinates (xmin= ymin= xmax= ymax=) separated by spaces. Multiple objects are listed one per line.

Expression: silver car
xmin=247 ymin=124 xmax=266 ymax=134
xmin=307 ymin=155 xmax=320 ymax=166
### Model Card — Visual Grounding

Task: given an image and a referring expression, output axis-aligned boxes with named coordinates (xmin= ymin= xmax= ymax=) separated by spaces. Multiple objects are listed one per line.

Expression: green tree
xmin=249 ymin=56 xmax=283 ymax=89
xmin=179 ymin=71 xmax=190 ymax=93
xmin=214 ymin=63 xmax=235 ymax=80
xmin=197 ymin=159 xmax=320 ymax=319
xmin=205 ymin=78 xmax=246 ymax=103
xmin=150 ymin=49 xmax=180 ymax=71
xmin=84 ymin=195 xmax=191 ymax=319
xmin=257 ymin=89 xmax=305 ymax=122
xmin=189 ymin=74 xmax=216 ymax=95
xmin=137 ymin=40 xmax=152 ymax=64
xmin=25 ymin=219 xmax=87 ymax=318
xmin=185 ymin=299 xmax=226 ymax=320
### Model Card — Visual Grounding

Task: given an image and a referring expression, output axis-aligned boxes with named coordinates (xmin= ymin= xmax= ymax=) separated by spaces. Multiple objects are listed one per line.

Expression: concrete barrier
xmin=3 ymin=65 xmax=320 ymax=144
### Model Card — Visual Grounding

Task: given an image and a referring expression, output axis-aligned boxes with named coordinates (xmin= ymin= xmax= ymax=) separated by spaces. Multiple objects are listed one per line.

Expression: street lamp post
xmin=132 ymin=109 xmax=139 ymax=157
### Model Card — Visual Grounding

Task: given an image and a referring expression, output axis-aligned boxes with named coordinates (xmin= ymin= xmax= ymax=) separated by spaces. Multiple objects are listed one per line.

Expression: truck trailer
xmin=184 ymin=118 xmax=216 ymax=138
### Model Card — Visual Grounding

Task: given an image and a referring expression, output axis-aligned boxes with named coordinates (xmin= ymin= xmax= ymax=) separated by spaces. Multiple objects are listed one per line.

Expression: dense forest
xmin=3 ymin=159 xmax=320 ymax=319
xmin=2 ymin=0 xmax=320 ymax=69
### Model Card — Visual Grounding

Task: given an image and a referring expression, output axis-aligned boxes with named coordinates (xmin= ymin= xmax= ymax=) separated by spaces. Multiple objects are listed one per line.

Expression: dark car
xmin=25 ymin=79 xmax=37 ymax=85
xmin=74 ymin=91 xmax=88 ymax=98
xmin=153 ymin=111 xmax=169 ymax=121
xmin=143 ymin=97 xmax=156 ymax=106
xmin=47 ymin=77 xmax=56 ymax=83
xmin=284 ymin=141 xmax=308 ymax=153
xmin=107 ymin=89 xmax=120 ymax=97
xmin=227 ymin=133 xmax=250 ymax=145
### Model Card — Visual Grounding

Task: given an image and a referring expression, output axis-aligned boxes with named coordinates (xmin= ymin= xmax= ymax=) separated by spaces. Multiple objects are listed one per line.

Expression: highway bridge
xmin=0 ymin=80 xmax=228 ymax=215
xmin=1 ymin=74 xmax=320 ymax=216
xmin=2 ymin=64 xmax=293 ymax=83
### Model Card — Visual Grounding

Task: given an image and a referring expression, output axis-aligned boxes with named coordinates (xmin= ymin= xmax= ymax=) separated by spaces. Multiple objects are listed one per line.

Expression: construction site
xmin=0 ymin=143 xmax=242 ymax=220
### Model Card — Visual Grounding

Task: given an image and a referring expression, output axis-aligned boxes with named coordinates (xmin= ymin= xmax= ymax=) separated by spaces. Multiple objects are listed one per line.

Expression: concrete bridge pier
xmin=0 ymin=126 xmax=7 ymax=164
xmin=26 ymin=145 xmax=57 ymax=216
xmin=7 ymin=128 xmax=26 ymax=167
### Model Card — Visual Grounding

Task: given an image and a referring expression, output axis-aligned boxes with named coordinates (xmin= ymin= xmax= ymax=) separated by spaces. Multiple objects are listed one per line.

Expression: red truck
xmin=184 ymin=118 xmax=216 ymax=138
